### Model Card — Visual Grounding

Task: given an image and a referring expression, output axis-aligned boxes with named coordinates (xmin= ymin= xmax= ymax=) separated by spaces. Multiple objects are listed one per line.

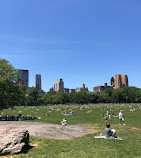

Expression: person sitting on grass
xmin=105 ymin=123 xmax=113 ymax=138
xmin=105 ymin=123 xmax=118 ymax=139
xmin=111 ymin=129 xmax=117 ymax=138
xmin=61 ymin=118 xmax=67 ymax=126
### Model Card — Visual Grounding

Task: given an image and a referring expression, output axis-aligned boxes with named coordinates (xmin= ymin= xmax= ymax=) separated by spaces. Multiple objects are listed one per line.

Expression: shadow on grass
xmin=21 ymin=144 xmax=34 ymax=154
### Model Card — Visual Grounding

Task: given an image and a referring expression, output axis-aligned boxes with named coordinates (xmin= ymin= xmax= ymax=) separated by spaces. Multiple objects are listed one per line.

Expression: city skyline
xmin=17 ymin=69 xmax=130 ymax=93
xmin=0 ymin=0 xmax=141 ymax=91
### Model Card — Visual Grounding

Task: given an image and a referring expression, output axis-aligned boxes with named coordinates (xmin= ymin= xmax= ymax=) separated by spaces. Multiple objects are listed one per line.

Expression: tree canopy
xmin=0 ymin=59 xmax=18 ymax=83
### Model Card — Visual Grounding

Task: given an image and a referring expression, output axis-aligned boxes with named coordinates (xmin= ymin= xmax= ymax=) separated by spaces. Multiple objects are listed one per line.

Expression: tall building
xmin=36 ymin=74 xmax=41 ymax=91
xmin=49 ymin=79 xmax=88 ymax=93
xmin=18 ymin=69 xmax=29 ymax=87
xmin=122 ymin=75 xmax=128 ymax=87
xmin=111 ymin=74 xmax=128 ymax=89
xmin=54 ymin=79 xmax=64 ymax=92
xmin=111 ymin=77 xmax=114 ymax=86
xmin=114 ymin=74 xmax=122 ymax=89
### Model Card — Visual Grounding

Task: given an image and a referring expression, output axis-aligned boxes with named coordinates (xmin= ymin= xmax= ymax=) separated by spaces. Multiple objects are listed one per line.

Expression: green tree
xmin=87 ymin=92 xmax=99 ymax=103
xmin=27 ymin=87 xmax=39 ymax=106
xmin=0 ymin=80 xmax=26 ymax=107
xmin=37 ymin=93 xmax=45 ymax=105
xmin=0 ymin=59 xmax=18 ymax=83
xmin=0 ymin=59 xmax=26 ymax=107
xmin=111 ymin=89 xmax=124 ymax=103
xmin=71 ymin=92 xmax=88 ymax=104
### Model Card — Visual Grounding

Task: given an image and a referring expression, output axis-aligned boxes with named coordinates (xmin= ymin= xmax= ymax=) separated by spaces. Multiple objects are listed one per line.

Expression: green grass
xmin=0 ymin=103 xmax=141 ymax=158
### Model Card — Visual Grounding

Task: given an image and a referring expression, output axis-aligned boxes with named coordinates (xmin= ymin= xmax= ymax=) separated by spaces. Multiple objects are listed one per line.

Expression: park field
xmin=0 ymin=103 xmax=141 ymax=158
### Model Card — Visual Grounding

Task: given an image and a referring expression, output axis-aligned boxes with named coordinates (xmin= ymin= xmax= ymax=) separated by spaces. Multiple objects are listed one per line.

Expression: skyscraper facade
xmin=122 ymin=75 xmax=128 ymax=87
xmin=111 ymin=74 xmax=129 ymax=89
xmin=49 ymin=79 xmax=88 ymax=93
xmin=36 ymin=74 xmax=41 ymax=91
xmin=111 ymin=77 xmax=114 ymax=86
xmin=114 ymin=74 xmax=122 ymax=89
xmin=18 ymin=69 xmax=29 ymax=87
xmin=54 ymin=79 xmax=64 ymax=92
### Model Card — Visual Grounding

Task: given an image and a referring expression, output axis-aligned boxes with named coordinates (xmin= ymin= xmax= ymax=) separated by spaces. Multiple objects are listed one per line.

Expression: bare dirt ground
xmin=0 ymin=121 xmax=96 ymax=139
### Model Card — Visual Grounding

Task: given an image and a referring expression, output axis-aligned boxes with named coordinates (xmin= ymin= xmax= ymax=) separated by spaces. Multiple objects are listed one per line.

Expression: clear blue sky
xmin=0 ymin=0 xmax=141 ymax=92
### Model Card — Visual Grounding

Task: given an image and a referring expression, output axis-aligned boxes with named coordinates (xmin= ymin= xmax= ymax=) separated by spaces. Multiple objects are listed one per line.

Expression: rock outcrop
xmin=0 ymin=129 xmax=29 ymax=155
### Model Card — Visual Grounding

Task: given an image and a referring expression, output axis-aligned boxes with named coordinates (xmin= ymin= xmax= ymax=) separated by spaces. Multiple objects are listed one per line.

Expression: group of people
xmin=43 ymin=111 xmax=50 ymax=117
xmin=101 ymin=113 xmax=111 ymax=122
xmin=101 ymin=110 xmax=114 ymax=122
xmin=0 ymin=114 xmax=38 ymax=121
xmin=103 ymin=110 xmax=126 ymax=139
xmin=101 ymin=110 xmax=125 ymax=125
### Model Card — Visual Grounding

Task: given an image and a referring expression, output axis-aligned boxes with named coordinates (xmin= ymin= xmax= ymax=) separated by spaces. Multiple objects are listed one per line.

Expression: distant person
xmin=119 ymin=110 xmax=125 ymax=125
xmin=109 ymin=114 xmax=111 ymax=120
xmin=73 ymin=110 xmax=76 ymax=115
xmin=61 ymin=118 xmax=67 ymax=126
xmin=105 ymin=116 xmax=108 ymax=123
xmin=101 ymin=114 xmax=104 ymax=122
xmin=5 ymin=114 xmax=8 ymax=121
xmin=47 ymin=111 xmax=50 ymax=116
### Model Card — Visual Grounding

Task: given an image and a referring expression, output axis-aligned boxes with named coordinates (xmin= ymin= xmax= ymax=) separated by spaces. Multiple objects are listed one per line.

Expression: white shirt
xmin=119 ymin=112 xmax=123 ymax=119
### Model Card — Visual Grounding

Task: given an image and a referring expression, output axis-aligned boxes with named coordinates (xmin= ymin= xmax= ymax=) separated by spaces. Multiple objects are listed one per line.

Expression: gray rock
xmin=0 ymin=129 xmax=29 ymax=155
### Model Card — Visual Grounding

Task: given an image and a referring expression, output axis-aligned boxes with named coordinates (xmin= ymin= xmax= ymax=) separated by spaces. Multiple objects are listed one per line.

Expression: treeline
xmin=0 ymin=82 xmax=141 ymax=107
xmin=37 ymin=87 xmax=141 ymax=105
xmin=0 ymin=58 xmax=141 ymax=107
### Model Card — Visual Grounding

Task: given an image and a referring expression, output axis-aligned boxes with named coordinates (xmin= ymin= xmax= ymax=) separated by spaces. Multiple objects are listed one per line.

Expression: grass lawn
xmin=0 ymin=103 xmax=141 ymax=158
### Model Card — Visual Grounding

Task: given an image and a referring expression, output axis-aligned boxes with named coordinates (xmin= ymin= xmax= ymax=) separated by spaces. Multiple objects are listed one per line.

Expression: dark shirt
xmin=105 ymin=128 xmax=113 ymax=138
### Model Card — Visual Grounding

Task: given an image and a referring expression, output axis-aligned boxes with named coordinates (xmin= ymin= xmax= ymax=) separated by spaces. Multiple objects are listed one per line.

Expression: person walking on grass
xmin=105 ymin=115 xmax=108 ymax=123
xmin=119 ymin=110 xmax=125 ymax=125
xmin=101 ymin=114 xmax=104 ymax=122
xmin=109 ymin=114 xmax=111 ymax=121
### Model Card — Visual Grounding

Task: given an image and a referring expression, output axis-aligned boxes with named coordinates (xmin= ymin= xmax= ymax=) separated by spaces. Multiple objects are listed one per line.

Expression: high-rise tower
xmin=18 ymin=69 xmax=29 ymax=87
xmin=111 ymin=77 xmax=114 ymax=86
xmin=114 ymin=74 xmax=122 ymax=89
xmin=122 ymin=75 xmax=128 ymax=87
xmin=36 ymin=74 xmax=41 ymax=91
xmin=54 ymin=79 xmax=64 ymax=92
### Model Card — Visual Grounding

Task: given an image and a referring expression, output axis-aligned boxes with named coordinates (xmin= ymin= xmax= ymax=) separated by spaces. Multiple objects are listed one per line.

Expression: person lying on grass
xmin=105 ymin=123 xmax=117 ymax=139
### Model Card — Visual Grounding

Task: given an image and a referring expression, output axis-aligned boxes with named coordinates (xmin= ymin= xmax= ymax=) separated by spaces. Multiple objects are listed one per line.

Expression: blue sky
xmin=0 ymin=0 xmax=141 ymax=92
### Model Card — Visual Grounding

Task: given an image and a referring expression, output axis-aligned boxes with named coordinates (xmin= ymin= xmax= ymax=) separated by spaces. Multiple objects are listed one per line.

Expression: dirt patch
xmin=127 ymin=126 xmax=141 ymax=131
xmin=111 ymin=125 xmax=141 ymax=132
xmin=83 ymin=124 xmax=101 ymax=130
xmin=0 ymin=122 xmax=96 ymax=139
